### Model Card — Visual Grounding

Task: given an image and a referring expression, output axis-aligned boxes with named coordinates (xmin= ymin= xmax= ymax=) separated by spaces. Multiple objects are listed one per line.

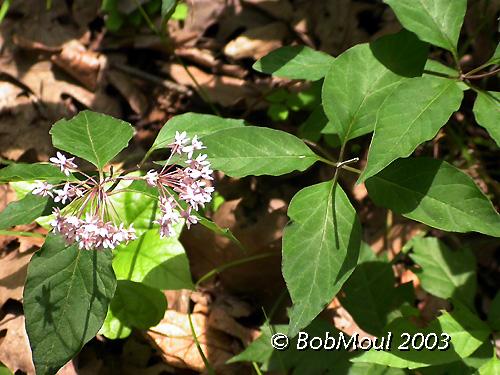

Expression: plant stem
xmin=464 ymin=67 xmax=500 ymax=80
xmin=195 ymin=252 xmax=278 ymax=287
xmin=187 ymin=308 xmax=216 ymax=375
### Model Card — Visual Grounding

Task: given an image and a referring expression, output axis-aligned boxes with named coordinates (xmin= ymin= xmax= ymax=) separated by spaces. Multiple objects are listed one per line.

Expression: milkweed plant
xmin=0 ymin=0 xmax=499 ymax=373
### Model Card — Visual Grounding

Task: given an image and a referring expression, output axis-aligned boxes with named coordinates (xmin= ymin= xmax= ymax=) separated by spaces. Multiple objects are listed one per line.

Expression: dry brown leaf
xmin=146 ymin=310 xmax=245 ymax=374
xmin=51 ymin=40 xmax=106 ymax=91
xmin=0 ymin=313 xmax=35 ymax=374
xmin=292 ymin=0 xmax=373 ymax=55
xmin=0 ymin=247 xmax=36 ymax=306
xmin=169 ymin=0 xmax=228 ymax=47
xmin=0 ymin=57 xmax=122 ymax=161
xmin=107 ymin=70 xmax=149 ymax=115
xmin=208 ymin=305 xmax=259 ymax=346
xmin=163 ymin=63 xmax=259 ymax=106
xmin=6 ymin=1 xmax=97 ymax=48
xmin=224 ymin=22 xmax=288 ymax=60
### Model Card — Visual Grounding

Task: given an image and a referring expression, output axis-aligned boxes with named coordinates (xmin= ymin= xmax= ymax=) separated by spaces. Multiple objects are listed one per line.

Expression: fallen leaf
xmin=0 ymin=246 xmax=37 ymax=307
xmin=51 ymin=40 xmax=106 ymax=91
xmin=224 ymin=22 xmax=288 ymax=60
xmin=163 ymin=64 xmax=260 ymax=106
xmin=0 ymin=313 xmax=35 ymax=374
xmin=146 ymin=310 xmax=246 ymax=374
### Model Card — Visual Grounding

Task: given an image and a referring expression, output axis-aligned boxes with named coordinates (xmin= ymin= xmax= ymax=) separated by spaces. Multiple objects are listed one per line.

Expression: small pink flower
xmin=180 ymin=208 xmax=198 ymax=229
xmin=169 ymin=131 xmax=189 ymax=154
xmin=50 ymin=152 xmax=77 ymax=176
xmin=182 ymin=135 xmax=205 ymax=159
xmin=145 ymin=170 xmax=159 ymax=186
xmin=53 ymin=182 xmax=73 ymax=204
xmin=32 ymin=181 xmax=53 ymax=197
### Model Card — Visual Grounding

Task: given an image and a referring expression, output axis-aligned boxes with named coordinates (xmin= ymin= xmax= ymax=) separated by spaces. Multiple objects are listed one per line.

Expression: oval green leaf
xmin=473 ymin=91 xmax=500 ymax=147
xmin=202 ymin=126 xmax=319 ymax=177
xmin=410 ymin=237 xmax=476 ymax=307
xmin=24 ymin=234 xmax=116 ymax=375
xmin=0 ymin=194 xmax=51 ymax=230
xmin=360 ymin=75 xmax=464 ymax=182
xmin=384 ymin=0 xmax=466 ymax=54
xmin=322 ymin=30 xmax=428 ymax=143
xmin=113 ymin=229 xmax=193 ymax=290
xmin=50 ymin=110 xmax=134 ymax=169
xmin=110 ymin=280 xmax=167 ymax=330
xmin=0 ymin=163 xmax=74 ymax=183
xmin=149 ymin=112 xmax=245 ymax=153
xmin=365 ymin=157 xmax=500 ymax=237
xmin=282 ymin=181 xmax=361 ymax=337
xmin=253 ymin=45 xmax=335 ymax=81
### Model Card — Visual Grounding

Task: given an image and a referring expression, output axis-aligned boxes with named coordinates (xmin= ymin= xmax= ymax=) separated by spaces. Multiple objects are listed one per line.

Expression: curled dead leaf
xmin=146 ymin=310 xmax=246 ymax=374
xmin=51 ymin=40 xmax=106 ymax=91
xmin=224 ymin=22 xmax=288 ymax=60
xmin=0 ymin=313 xmax=35 ymax=374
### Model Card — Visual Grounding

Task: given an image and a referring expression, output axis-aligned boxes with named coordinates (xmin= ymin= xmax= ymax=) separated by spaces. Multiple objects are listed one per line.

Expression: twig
xmin=463 ymin=67 xmax=500 ymax=80
xmin=111 ymin=62 xmax=192 ymax=95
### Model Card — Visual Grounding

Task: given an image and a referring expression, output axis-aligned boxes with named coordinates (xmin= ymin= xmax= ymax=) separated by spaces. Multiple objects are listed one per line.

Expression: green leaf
xmin=50 ymin=110 xmax=134 ymax=169
xmin=109 ymin=189 xmax=162 ymax=237
xmin=110 ymin=280 xmax=166 ymax=330
xmin=202 ymin=126 xmax=319 ymax=178
xmin=228 ymin=324 xmax=288 ymax=365
xmin=267 ymin=103 xmax=289 ymax=121
xmin=322 ymin=30 xmax=428 ymax=142
xmin=24 ymin=234 xmax=116 ymax=375
xmin=99 ymin=308 xmax=132 ymax=340
xmin=282 ymin=181 xmax=361 ymax=337
xmin=149 ymin=112 xmax=245 ymax=154
xmin=366 ymin=157 xmax=500 ymax=237
xmin=197 ymin=216 xmax=244 ymax=251
xmin=384 ymin=0 xmax=466 ymax=53
xmin=161 ymin=0 xmax=176 ymax=20
xmin=352 ymin=303 xmax=490 ymax=369
xmin=488 ymin=292 xmax=500 ymax=331
xmin=340 ymin=261 xmax=401 ymax=335
xmin=113 ymin=229 xmax=193 ymax=290
xmin=410 ymin=237 xmax=476 ymax=306
xmin=478 ymin=357 xmax=500 ymax=375
xmin=171 ymin=3 xmax=188 ymax=21
xmin=473 ymin=91 xmax=500 ymax=147
xmin=253 ymin=45 xmax=335 ymax=81
xmin=0 ymin=194 xmax=51 ymax=229
xmin=0 ymin=163 xmax=74 ymax=182
xmin=360 ymin=76 xmax=463 ymax=182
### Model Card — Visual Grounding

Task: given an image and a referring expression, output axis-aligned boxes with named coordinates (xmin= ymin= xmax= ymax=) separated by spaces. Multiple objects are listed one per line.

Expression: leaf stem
xmin=187 ymin=308 xmax=216 ymax=375
xmin=463 ymin=67 xmax=500 ymax=80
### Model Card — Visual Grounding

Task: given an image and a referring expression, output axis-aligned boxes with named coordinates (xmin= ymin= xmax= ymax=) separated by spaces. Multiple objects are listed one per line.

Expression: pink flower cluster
xmin=32 ymin=152 xmax=137 ymax=250
xmin=51 ymin=209 xmax=136 ymax=250
xmin=31 ymin=131 xmax=214 ymax=249
xmin=146 ymin=131 xmax=214 ymax=238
